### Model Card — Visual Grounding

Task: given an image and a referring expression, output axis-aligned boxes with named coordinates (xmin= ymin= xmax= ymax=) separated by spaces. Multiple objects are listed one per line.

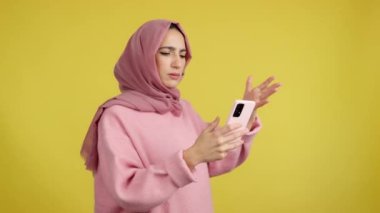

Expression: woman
xmin=81 ymin=19 xmax=281 ymax=213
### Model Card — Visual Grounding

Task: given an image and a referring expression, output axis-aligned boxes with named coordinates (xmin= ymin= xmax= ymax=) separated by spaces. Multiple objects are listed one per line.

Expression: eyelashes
xmin=159 ymin=52 xmax=186 ymax=58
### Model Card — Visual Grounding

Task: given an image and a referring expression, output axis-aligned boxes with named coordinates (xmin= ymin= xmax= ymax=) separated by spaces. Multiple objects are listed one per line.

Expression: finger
xmin=267 ymin=82 xmax=282 ymax=91
xmin=228 ymin=140 xmax=245 ymax=151
xmin=214 ymin=123 xmax=243 ymax=136
xmin=219 ymin=139 xmax=244 ymax=152
xmin=261 ymin=88 xmax=277 ymax=100
xmin=210 ymin=116 xmax=220 ymax=131
xmin=258 ymin=76 xmax=275 ymax=90
xmin=223 ymin=128 xmax=249 ymax=142
xmin=245 ymin=76 xmax=253 ymax=93
xmin=261 ymin=83 xmax=281 ymax=99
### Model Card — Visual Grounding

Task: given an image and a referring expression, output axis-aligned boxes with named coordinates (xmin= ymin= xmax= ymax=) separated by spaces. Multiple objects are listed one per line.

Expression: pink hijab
xmin=80 ymin=19 xmax=192 ymax=171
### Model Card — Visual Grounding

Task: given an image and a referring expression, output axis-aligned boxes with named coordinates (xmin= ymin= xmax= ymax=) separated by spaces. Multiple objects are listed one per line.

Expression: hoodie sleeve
xmin=96 ymin=108 xmax=197 ymax=212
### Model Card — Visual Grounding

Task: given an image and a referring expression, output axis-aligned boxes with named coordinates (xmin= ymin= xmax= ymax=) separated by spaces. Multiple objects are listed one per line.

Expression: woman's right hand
xmin=183 ymin=117 xmax=249 ymax=170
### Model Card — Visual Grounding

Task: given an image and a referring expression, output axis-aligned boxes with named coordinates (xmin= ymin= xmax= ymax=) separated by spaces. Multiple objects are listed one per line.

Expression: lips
xmin=168 ymin=73 xmax=181 ymax=80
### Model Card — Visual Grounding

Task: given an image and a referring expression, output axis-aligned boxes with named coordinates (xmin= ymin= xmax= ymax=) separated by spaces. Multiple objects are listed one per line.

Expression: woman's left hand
xmin=243 ymin=75 xmax=282 ymax=129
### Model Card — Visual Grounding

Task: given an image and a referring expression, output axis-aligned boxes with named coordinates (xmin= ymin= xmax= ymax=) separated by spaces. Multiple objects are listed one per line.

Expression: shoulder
xmin=100 ymin=105 xmax=139 ymax=125
xmin=179 ymin=99 xmax=201 ymax=118
xmin=180 ymin=99 xmax=199 ymax=115
xmin=101 ymin=105 xmax=130 ymax=119
xmin=180 ymin=99 xmax=206 ymax=131
xmin=180 ymin=99 xmax=194 ymax=110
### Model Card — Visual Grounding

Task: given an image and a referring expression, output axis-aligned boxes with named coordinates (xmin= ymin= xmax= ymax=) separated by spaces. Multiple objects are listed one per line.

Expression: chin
xmin=164 ymin=83 xmax=179 ymax=89
xmin=163 ymin=80 xmax=181 ymax=89
xmin=165 ymin=84 xmax=178 ymax=89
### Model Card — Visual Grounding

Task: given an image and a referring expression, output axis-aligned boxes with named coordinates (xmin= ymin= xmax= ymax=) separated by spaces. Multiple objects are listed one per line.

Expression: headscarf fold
xmin=80 ymin=19 xmax=192 ymax=171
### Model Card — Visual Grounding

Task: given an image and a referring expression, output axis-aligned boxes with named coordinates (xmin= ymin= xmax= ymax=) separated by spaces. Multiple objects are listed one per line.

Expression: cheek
xmin=156 ymin=63 xmax=166 ymax=77
xmin=156 ymin=56 xmax=170 ymax=73
xmin=155 ymin=57 xmax=167 ymax=82
xmin=181 ymin=58 xmax=187 ymax=67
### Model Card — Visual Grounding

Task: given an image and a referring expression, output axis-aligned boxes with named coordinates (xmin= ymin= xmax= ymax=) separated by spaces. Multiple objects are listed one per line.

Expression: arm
xmin=206 ymin=75 xmax=281 ymax=176
xmin=97 ymin=108 xmax=196 ymax=212
xmin=182 ymin=75 xmax=281 ymax=177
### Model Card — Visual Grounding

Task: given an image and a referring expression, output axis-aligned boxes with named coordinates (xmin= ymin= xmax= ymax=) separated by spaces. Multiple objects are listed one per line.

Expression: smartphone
xmin=227 ymin=100 xmax=256 ymax=128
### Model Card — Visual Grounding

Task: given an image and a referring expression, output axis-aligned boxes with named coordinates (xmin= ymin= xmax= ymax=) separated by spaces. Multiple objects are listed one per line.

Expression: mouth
xmin=168 ymin=73 xmax=181 ymax=80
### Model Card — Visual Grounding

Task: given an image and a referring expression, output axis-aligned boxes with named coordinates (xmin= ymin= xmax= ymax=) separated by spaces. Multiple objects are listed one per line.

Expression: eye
xmin=180 ymin=54 xmax=186 ymax=58
xmin=159 ymin=52 xmax=170 ymax=56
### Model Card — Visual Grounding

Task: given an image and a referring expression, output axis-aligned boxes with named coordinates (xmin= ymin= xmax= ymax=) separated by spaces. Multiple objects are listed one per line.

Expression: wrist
xmin=183 ymin=147 xmax=201 ymax=171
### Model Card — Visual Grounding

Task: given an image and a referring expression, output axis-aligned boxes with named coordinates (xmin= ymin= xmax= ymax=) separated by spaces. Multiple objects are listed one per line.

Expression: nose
xmin=171 ymin=54 xmax=183 ymax=69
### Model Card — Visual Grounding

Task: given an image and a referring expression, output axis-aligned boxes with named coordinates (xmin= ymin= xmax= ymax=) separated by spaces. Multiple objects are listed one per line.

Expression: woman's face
xmin=155 ymin=29 xmax=187 ymax=89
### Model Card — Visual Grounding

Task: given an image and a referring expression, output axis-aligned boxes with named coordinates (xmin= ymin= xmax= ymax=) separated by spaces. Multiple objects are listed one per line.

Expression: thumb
xmin=245 ymin=75 xmax=253 ymax=93
xmin=205 ymin=116 xmax=220 ymax=132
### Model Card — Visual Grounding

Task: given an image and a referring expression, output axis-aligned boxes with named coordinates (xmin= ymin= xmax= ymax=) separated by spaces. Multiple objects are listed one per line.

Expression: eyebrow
xmin=158 ymin=46 xmax=187 ymax=52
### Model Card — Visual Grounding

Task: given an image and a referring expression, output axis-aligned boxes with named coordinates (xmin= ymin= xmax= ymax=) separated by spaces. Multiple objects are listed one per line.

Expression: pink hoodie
xmin=94 ymin=101 xmax=261 ymax=212
xmin=81 ymin=19 xmax=262 ymax=212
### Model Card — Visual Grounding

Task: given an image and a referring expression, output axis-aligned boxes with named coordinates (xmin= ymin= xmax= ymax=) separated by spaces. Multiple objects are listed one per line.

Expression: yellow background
xmin=1 ymin=0 xmax=379 ymax=212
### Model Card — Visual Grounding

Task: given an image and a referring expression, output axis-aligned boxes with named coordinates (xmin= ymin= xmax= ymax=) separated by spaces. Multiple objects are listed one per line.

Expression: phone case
xmin=227 ymin=100 xmax=256 ymax=128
